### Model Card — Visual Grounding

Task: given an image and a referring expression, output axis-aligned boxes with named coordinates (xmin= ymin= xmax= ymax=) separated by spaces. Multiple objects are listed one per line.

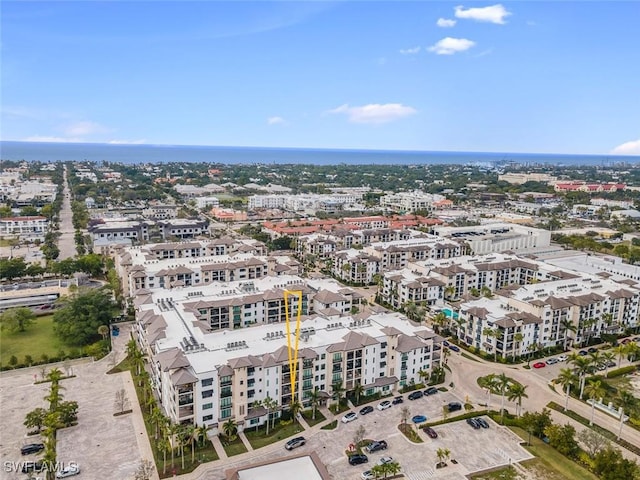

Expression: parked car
xmin=56 ymin=465 xmax=80 ymax=478
xmin=466 ymin=418 xmax=481 ymax=429
xmin=476 ymin=417 xmax=490 ymax=429
xmin=377 ymin=400 xmax=392 ymax=411
xmin=365 ymin=440 xmax=388 ymax=453
xmin=361 ymin=471 xmax=375 ymax=480
xmin=449 ymin=344 xmax=460 ymax=352
xmin=285 ymin=436 xmax=306 ymax=450
xmin=546 ymin=357 xmax=559 ymax=365
xmin=588 ymin=347 xmax=598 ymax=354
xmin=447 ymin=402 xmax=462 ymax=412
xmin=349 ymin=454 xmax=369 ymax=466
xmin=21 ymin=443 xmax=45 ymax=455
xmin=423 ymin=426 xmax=438 ymax=438
xmin=359 ymin=406 xmax=374 ymax=416
xmin=392 ymin=396 xmax=404 ymax=405
xmin=533 ymin=362 xmax=546 ymax=369
xmin=424 ymin=387 xmax=438 ymax=396
xmin=377 ymin=456 xmax=394 ymax=466
xmin=412 ymin=415 xmax=427 ymax=423
xmin=408 ymin=391 xmax=424 ymax=400
xmin=342 ymin=412 xmax=358 ymax=423
xmin=578 ymin=350 xmax=588 ymax=356
xmin=557 ymin=354 xmax=568 ymax=362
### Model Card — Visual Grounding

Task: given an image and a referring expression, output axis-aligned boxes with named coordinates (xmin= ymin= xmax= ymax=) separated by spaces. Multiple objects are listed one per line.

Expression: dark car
xmin=349 ymin=454 xmax=369 ymax=466
xmin=476 ymin=417 xmax=490 ymax=429
xmin=359 ymin=406 xmax=374 ymax=416
xmin=424 ymin=387 xmax=438 ymax=396
xmin=408 ymin=391 xmax=424 ymax=400
xmin=588 ymin=347 xmax=598 ymax=354
xmin=285 ymin=436 xmax=306 ymax=450
xmin=392 ymin=396 xmax=404 ymax=405
xmin=449 ymin=344 xmax=460 ymax=352
xmin=22 ymin=461 xmax=45 ymax=473
xmin=423 ymin=426 xmax=438 ymax=438
xmin=21 ymin=443 xmax=45 ymax=455
xmin=578 ymin=350 xmax=588 ymax=356
xmin=466 ymin=418 xmax=481 ymax=429
xmin=447 ymin=402 xmax=462 ymax=412
xmin=365 ymin=440 xmax=388 ymax=453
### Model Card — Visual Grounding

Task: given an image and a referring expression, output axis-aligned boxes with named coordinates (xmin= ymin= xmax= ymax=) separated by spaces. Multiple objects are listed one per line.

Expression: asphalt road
xmin=57 ymin=165 xmax=78 ymax=260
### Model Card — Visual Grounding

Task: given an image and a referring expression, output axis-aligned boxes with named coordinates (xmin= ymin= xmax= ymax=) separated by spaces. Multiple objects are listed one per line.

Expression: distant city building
xmin=591 ymin=198 xmax=635 ymax=209
xmin=88 ymin=220 xmax=152 ymax=245
xmin=143 ymin=204 xmax=178 ymax=220
xmin=379 ymin=191 xmax=445 ymax=214
xmin=498 ymin=172 xmax=557 ymax=185
xmin=248 ymin=193 xmax=360 ymax=212
xmin=553 ymin=182 xmax=626 ymax=193
xmin=194 ymin=196 xmax=220 ymax=209
xmin=158 ymin=218 xmax=209 ymax=240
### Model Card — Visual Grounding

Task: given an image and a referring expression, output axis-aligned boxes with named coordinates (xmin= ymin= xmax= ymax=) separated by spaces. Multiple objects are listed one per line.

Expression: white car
xmin=342 ymin=412 xmax=358 ymax=423
xmin=56 ymin=465 xmax=80 ymax=478
xmin=361 ymin=471 xmax=375 ymax=480
xmin=557 ymin=354 xmax=568 ymax=362
xmin=377 ymin=400 xmax=392 ymax=411
xmin=377 ymin=456 xmax=394 ymax=466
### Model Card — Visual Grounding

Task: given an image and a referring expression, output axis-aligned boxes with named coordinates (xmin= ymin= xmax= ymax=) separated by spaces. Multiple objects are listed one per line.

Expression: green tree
xmin=615 ymin=389 xmax=639 ymax=440
xmin=53 ymin=287 xmax=118 ymax=345
xmin=308 ymin=388 xmax=321 ymax=421
xmin=0 ymin=256 xmax=27 ymax=280
xmin=507 ymin=383 xmax=528 ymax=417
xmin=75 ymin=253 xmax=105 ymax=277
xmin=593 ymin=446 xmax=640 ymax=480
xmin=544 ymin=423 xmax=579 ymax=458
xmin=331 ymin=381 xmax=346 ymax=407
xmin=353 ymin=382 xmax=364 ymax=404
xmin=555 ymin=368 xmax=578 ymax=412
xmin=0 ymin=307 xmax=36 ymax=333
xmin=24 ymin=407 xmax=48 ymax=433
xmin=57 ymin=400 xmax=78 ymax=426
xmin=222 ymin=418 xmax=237 ymax=440
xmin=520 ymin=409 xmax=552 ymax=441
xmin=495 ymin=373 xmax=510 ymax=423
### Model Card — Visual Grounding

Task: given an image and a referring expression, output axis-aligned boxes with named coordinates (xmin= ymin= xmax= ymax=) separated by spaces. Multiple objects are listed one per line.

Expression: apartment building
xmin=332 ymin=250 xmax=380 ymax=285
xmin=158 ymin=219 xmax=209 ymax=240
xmin=498 ymin=172 xmax=557 ymax=185
xmin=380 ymin=191 xmax=446 ymax=214
xmin=0 ymin=216 xmax=49 ymax=240
xmin=142 ymin=204 xmax=178 ymax=220
xmin=135 ymin=286 xmax=442 ymax=431
xmin=248 ymin=193 xmax=360 ymax=212
xmin=88 ymin=220 xmax=152 ymax=245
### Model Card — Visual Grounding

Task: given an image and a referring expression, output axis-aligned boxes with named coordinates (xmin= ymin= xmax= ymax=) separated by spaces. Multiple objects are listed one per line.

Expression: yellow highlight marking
xmin=284 ymin=290 xmax=303 ymax=404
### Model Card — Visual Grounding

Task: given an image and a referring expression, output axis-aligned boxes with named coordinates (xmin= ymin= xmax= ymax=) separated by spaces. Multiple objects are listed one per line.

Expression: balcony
xmin=220 ymin=387 xmax=232 ymax=397
xmin=178 ymin=405 xmax=194 ymax=418
xmin=178 ymin=394 xmax=193 ymax=406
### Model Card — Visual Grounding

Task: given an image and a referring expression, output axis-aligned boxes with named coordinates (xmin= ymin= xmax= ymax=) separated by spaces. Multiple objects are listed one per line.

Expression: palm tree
xmin=331 ymin=381 xmax=346 ymax=407
xmin=353 ymin=382 xmax=364 ymax=404
xmin=478 ymin=373 xmax=497 ymax=408
xmin=436 ymin=447 xmax=451 ymax=467
xmin=126 ymin=339 xmax=138 ymax=359
xmin=373 ymin=461 xmax=401 ymax=479
xmin=262 ymin=396 xmax=277 ymax=434
xmin=616 ymin=389 xmax=639 ymax=440
xmin=483 ymin=327 xmax=499 ymax=361
xmin=601 ymin=351 xmax=616 ymax=377
xmin=581 ymin=317 xmax=596 ymax=347
xmin=403 ymin=301 xmax=418 ymax=321
xmin=184 ymin=423 xmax=197 ymax=464
xmin=507 ymin=383 xmax=528 ymax=417
xmin=556 ymin=368 xmax=578 ymax=411
xmin=431 ymin=312 xmax=447 ymax=334
xmin=569 ymin=354 xmax=593 ymax=400
xmin=417 ymin=369 xmax=429 ymax=385
xmin=289 ymin=399 xmax=303 ymax=423
xmin=444 ymin=285 xmax=456 ymax=301
xmin=513 ymin=332 xmax=524 ymax=361
xmin=222 ymin=418 xmax=237 ymax=439
xmin=584 ymin=379 xmax=605 ymax=426
xmin=308 ymin=388 xmax=321 ymax=420
xmin=560 ymin=318 xmax=577 ymax=350
xmin=400 ymin=406 xmax=410 ymax=426
xmin=196 ymin=424 xmax=209 ymax=448
xmin=98 ymin=324 xmax=109 ymax=341
xmin=496 ymin=373 xmax=510 ymax=423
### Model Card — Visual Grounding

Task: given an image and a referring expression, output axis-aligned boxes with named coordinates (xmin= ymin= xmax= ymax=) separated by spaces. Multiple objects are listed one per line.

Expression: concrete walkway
xmin=237 ymin=431 xmax=254 ymax=452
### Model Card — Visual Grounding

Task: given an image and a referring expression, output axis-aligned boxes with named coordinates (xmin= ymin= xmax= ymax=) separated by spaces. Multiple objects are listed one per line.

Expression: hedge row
xmin=605 ymin=365 xmax=638 ymax=378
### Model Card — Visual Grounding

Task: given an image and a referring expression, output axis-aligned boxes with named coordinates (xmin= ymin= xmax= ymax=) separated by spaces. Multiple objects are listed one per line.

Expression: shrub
xmin=606 ymin=365 xmax=637 ymax=378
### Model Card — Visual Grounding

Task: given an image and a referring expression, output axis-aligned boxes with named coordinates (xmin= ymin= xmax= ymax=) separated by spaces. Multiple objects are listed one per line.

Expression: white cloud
xmin=611 ymin=139 xmax=640 ymax=155
xmin=328 ymin=103 xmax=417 ymax=124
xmin=437 ymin=18 xmax=457 ymax=28
xmin=267 ymin=116 xmax=286 ymax=125
xmin=454 ymin=4 xmax=512 ymax=24
xmin=428 ymin=37 xmax=476 ymax=55
xmin=399 ymin=46 xmax=421 ymax=55
xmin=63 ymin=120 xmax=110 ymax=136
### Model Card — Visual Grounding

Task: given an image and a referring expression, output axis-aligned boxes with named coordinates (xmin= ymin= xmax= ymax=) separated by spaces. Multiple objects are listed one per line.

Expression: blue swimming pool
xmin=441 ymin=308 xmax=459 ymax=319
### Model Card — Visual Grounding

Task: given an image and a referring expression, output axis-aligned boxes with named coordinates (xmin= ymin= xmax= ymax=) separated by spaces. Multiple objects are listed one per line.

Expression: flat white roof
xmin=237 ymin=456 xmax=324 ymax=480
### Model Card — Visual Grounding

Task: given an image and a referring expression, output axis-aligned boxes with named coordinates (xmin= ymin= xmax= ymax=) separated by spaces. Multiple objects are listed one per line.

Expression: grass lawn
xmin=221 ymin=436 xmax=248 ymax=457
xmin=321 ymin=420 xmax=338 ymax=430
xmin=245 ymin=420 xmax=305 ymax=450
xmin=470 ymin=466 xmax=520 ymax=480
xmin=509 ymin=427 xmax=598 ymax=480
xmin=0 ymin=314 xmax=77 ymax=366
xmin=302 ymin=409 xmax=326 ymax=427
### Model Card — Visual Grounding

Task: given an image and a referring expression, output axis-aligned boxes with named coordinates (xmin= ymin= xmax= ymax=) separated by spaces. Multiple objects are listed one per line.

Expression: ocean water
xmin=1 ymin=141 xmax=637 ymax=166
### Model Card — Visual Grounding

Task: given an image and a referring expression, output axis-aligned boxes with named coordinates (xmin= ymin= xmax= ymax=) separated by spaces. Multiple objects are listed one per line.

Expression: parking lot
xmin=303 ymin=392 xmax=532 ymax=480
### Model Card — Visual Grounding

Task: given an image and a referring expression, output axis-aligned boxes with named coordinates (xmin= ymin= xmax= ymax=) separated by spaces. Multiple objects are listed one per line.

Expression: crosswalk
xmin=405 ymin=468 xmax=436 ymax=480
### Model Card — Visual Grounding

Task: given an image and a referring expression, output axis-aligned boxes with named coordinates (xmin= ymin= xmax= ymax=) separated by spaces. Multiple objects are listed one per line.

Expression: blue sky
xmin=2 ymin=1 xmax=639 ymax=155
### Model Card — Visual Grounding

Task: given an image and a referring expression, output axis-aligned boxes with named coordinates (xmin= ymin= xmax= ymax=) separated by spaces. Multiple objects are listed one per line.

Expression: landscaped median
xmin=244 ymin=418 xmax=305 ymax=450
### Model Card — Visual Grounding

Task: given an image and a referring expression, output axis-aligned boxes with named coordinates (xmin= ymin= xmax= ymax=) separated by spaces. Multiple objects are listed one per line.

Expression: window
xmin=203 ymin=415 xmax=213 ymax=422
xmin=202 ymin=390 xmax=213 ymax=398
xmin=203 ymin=403 xmax=213 ymax=410
xmin=202 ymin=378 xmax=213 ymax=387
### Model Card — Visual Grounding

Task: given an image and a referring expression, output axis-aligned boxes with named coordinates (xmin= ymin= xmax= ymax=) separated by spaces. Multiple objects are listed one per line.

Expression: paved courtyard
xmin=0 ymin=323 xmax=156 ymax=480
